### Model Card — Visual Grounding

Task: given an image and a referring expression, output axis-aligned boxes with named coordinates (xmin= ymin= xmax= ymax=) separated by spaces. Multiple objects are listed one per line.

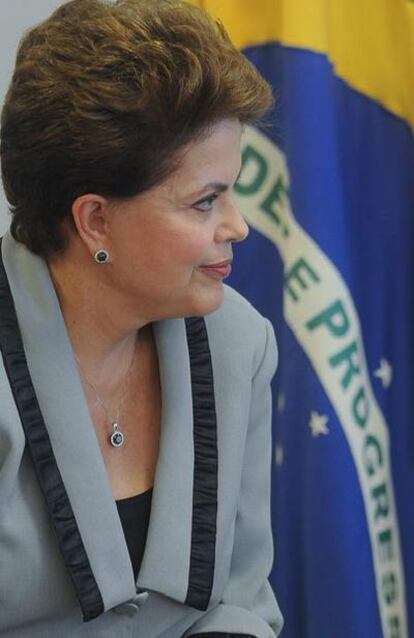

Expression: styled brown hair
xmin=0 ymin=0 xmax=273 ymax=257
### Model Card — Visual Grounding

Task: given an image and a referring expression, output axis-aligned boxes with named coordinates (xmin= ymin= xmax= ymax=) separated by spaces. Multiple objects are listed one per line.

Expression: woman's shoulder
xmin=211 ymin=283 xmax=266 ymax=321
xmin=207 ymin=283 xmax=272 ymax=333
xmin=204 ymin=284 xmax=277 ymax=375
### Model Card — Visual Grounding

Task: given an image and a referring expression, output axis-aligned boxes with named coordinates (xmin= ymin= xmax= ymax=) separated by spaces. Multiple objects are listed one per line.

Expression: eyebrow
xmin=191 ymin=166 xmax=243 ymax=200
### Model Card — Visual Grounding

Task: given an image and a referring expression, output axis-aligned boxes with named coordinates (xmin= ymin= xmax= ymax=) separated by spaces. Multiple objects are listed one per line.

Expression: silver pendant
xmin=110 ymin=422 xmax=125 ymax=448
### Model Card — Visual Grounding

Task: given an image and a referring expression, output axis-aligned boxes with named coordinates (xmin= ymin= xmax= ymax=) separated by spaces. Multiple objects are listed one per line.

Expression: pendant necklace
xmin=74 ymin=336 xmax=138 ymax=448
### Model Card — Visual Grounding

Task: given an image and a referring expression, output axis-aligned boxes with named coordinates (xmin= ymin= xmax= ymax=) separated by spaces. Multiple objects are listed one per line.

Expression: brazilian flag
xmin=191 ymin=1 xmax=414 ymax=636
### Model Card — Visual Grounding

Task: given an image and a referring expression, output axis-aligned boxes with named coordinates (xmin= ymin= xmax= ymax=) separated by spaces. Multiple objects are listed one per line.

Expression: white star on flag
xmin=275 ymin=445 xmax=284 ymax=467
xmin=374 ymin=358 xmax=393 ymax=388
xmin=309 ymin=411 xmax=329 ymax=437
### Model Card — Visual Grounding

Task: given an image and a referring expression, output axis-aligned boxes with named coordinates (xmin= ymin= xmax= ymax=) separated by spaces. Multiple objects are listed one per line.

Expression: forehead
xmin=165 ymin=118 xmax=243 ymax=188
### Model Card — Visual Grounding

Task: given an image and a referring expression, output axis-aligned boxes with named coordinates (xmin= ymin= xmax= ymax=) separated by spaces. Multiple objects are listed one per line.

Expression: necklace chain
xmin=74 ymin=335 xmax=138 ymax=448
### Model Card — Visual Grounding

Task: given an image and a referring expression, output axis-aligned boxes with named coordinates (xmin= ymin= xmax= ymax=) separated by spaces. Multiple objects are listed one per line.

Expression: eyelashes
xmin=192 ymin=193 xmax=219 ymax=212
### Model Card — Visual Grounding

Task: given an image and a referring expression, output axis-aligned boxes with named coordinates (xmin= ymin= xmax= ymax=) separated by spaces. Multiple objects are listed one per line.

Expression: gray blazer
xmin=0 ymin=231 xmax=283 ymax=638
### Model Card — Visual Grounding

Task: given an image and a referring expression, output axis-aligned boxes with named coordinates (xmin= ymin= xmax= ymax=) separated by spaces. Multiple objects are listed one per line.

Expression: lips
xmin=200 ymin=259 xmax=232 ymax=268
xmin=199 ymin=260 xmax=232 ymax=279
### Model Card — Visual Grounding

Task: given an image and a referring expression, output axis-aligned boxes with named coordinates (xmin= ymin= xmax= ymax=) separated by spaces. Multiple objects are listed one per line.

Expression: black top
xmin=116 ymin=487 xmax=153 ymax=581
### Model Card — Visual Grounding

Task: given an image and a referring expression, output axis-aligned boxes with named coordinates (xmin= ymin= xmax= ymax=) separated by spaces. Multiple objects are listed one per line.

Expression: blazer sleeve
xmin=184 ymin=318 xmax=284 ymax=638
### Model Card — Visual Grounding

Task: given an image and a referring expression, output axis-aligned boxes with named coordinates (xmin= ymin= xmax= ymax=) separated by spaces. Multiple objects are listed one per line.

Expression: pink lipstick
xmin=199 ymin=260 xmax=232 ymax=279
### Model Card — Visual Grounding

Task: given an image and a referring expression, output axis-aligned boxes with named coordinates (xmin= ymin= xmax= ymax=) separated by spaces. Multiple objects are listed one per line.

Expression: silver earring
xmin=94 ymin=249 xmax=110 ymax=264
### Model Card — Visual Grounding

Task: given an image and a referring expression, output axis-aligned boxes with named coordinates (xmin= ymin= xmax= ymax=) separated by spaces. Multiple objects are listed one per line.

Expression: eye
xmin=192 ymin=193 xmax=219 ymax=212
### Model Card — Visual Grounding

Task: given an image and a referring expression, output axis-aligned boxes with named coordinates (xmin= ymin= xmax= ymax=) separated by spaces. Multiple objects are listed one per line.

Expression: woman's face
xmin=105 ymin=118 xmax=249 ymax=321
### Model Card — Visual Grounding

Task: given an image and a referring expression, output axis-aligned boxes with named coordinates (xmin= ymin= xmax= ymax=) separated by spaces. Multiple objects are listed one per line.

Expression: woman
xmin=0 ymin=0 xmax=283 ymax=636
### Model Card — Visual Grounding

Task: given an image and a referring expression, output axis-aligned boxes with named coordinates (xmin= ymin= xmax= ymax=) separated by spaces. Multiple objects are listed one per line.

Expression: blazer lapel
xmin=0 ymin=233 xmax=135 ymax=620
xmin=138 ymin=316 xmax=218 ymax=612
xmin=0 ymin=232 xmax=219 ymax=621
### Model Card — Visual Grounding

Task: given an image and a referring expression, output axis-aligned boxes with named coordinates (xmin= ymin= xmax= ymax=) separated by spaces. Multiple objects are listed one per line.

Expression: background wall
xmin=0 ymin=1 xmax=63 ymax=234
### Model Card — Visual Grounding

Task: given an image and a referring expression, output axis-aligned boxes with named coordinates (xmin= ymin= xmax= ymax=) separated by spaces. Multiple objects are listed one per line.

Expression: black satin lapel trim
xmin=0 ymin=239 xmax=104 ymax=622
xmin=184 ymin=316 xmax=218 ymax=611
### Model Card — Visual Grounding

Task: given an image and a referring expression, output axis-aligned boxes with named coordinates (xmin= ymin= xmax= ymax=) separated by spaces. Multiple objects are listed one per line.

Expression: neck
xmin=47 ymin=240 xmax=150 ymax=387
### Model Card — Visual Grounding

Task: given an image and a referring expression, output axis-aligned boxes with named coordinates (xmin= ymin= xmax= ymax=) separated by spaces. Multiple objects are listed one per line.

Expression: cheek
xmin=153 ymin=229 xmax=212 ymax=270
xmin=118 ymin=213 xmax=213 ymax=275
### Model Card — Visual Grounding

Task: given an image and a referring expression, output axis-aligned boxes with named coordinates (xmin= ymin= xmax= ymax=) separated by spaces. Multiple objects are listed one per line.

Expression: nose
xmin=216 ymin=198 xmax=249 ymax=244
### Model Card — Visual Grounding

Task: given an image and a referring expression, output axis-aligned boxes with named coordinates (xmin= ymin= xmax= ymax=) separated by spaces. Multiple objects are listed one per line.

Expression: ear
xmin=71 ymin=193 xmax=113 ymax=258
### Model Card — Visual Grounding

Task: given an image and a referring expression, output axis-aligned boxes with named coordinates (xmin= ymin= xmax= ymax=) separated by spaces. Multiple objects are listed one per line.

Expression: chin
xmin=186 ymin=286 xmax=225 ymax=317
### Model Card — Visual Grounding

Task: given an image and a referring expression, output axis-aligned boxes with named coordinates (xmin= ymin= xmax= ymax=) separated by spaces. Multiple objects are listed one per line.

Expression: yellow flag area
xmin=189 ymin=0 xmax=414 ymax=129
